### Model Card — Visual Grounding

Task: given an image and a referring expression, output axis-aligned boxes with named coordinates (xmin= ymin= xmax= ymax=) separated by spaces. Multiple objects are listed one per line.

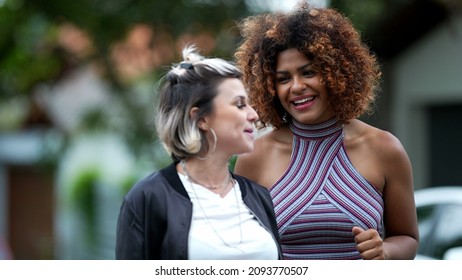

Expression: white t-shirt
xmin=178 ymin=173 xmax=278 ymax=260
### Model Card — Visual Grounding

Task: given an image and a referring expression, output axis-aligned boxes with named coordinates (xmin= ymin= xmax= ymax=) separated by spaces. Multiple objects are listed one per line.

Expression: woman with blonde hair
xmin=116 ymin=46 xmax=282 ymax=260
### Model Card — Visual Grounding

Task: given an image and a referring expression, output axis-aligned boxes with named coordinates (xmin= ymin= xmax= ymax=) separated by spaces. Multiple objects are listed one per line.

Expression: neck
xmin=290 ymin=118 xmax=343 ymax=140
xmin=180 ymin=159 xmax=232 ymax=190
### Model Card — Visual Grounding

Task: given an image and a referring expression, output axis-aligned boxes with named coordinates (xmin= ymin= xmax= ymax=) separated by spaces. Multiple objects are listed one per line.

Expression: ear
xmin=189 ymin=107 xmax=199 ymax=120
xmin=189 ymin=107 xmax=208 ymax=131
xmin=197 ymin=119 xmax=207 ymax=131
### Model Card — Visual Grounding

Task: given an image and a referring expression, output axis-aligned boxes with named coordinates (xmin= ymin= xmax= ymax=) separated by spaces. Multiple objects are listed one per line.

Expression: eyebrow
xmin=235 ymin=95 xmax=246 ymax=101
xmin=276 ymin=62 xmax=313 ymax=74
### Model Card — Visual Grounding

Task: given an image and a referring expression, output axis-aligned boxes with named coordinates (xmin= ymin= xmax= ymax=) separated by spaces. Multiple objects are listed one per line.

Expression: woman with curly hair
xmin=233 ymin=2 xmax=418 ymax=260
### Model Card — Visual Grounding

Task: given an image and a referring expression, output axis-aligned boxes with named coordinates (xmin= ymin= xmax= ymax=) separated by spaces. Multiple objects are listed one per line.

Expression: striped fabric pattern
xmin=270 ymin=118 xmax=384 ymax=259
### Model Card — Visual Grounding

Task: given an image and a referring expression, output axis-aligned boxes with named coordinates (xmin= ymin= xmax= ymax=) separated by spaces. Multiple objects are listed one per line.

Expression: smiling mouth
xmin=292 ymin=96 xmax=314 ymax=105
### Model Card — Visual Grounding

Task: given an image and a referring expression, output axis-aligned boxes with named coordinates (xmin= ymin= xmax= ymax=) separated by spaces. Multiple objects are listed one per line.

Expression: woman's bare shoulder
xmin=345 ymin=119 xmax=405 ymax=154
xmin=345 ymin=119 xmax=411 ymax=177
xmin=234 ymin=126 xmax=292 ymax=184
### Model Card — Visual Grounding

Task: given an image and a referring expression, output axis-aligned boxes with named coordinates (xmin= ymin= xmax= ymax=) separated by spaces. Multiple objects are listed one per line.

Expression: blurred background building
xmin=0 ymin=0 xmax=461 ymax=259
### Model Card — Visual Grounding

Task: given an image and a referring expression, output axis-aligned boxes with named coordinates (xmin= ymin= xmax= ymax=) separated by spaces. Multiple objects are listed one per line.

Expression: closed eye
xmin=236 ymin=96 xmax=248 ymax=109
xmin=276 ymin=76 xmax=291 ymax=84
xmin=303 ymin=70 xmax=316 ymax=77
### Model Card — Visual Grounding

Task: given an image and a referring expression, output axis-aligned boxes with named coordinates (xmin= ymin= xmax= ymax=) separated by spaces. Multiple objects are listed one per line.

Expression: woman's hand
xmin=352 ymin=226 xmax=386 ymax=260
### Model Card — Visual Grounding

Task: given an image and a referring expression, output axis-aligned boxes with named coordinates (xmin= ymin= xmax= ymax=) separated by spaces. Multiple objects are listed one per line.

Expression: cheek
xmin=275 ymin=83 xmax=283 ymax=94
xmin=275 ymin=87 xmax=283 ymax=100
xmin=276 ymin=89 xmax=290 ymax=110
xmin=275 ymin=82 xmax=290 ymax=97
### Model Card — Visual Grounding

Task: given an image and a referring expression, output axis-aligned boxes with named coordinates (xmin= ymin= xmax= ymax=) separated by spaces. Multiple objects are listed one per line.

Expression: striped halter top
xmin=270 ymin=118 xmax=384 ymax=259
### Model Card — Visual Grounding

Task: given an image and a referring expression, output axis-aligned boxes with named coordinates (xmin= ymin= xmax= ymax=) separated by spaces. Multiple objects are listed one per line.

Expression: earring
xmin=282 ymin=112 xmax=288 ymax=123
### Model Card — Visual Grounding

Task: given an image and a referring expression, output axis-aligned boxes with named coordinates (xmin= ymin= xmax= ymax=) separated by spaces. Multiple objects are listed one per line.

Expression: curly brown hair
xmin=234 ymin=3 xmax=381 ymax=129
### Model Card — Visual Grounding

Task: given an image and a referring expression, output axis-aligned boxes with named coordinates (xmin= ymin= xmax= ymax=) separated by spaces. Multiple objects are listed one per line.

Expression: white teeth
xmin=293 ymin=97 xmax=313 ymax=104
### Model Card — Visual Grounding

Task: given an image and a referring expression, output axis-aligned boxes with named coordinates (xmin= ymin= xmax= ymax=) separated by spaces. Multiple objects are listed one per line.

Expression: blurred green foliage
xmin=0 ymin=0 xmax=252 ymax=100
xmin=70 ymin=169 xmax=99 ymax=246
xmin=0 ymin=0 xmax=256 ymax=162
xmin=0 ymin=0 xmax=432 ymax=163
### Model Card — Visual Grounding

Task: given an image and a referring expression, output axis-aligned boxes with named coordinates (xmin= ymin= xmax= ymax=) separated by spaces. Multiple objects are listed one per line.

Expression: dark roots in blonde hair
xmin=156 ymin=45 xmax=241 ymax=161
xmin=234 ymin=2 xmax=381 ymax=129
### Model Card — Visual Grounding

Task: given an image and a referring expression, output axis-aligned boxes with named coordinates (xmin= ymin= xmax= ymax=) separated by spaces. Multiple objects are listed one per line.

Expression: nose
xmin=248 ymin=105 xmax=259 ymax=122
xmin=291 ymin=76 xmax=305 ymax=94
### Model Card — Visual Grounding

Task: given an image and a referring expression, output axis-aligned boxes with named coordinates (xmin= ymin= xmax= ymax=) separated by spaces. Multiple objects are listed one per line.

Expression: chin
xmin=243 ymin=145 xmax=255 ymax=153
xmin=235 ymin=145 xmax=254 ymax=155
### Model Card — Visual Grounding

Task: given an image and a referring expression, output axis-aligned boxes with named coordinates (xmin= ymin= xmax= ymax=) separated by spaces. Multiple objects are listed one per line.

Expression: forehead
xmin=276 ymin=48 xmax=310 ymax=69
xmin=215 ymin=78 xmax=247 ymax=99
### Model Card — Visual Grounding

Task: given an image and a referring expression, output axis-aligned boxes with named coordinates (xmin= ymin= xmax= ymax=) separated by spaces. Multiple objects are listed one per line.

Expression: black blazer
xmin=115 ymin=162 xmax=282 ymax=259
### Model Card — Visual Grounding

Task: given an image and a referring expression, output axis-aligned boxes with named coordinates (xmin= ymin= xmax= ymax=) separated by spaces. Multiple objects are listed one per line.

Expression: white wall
xmin=392 ymin=15 xmax=462 ymax=189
